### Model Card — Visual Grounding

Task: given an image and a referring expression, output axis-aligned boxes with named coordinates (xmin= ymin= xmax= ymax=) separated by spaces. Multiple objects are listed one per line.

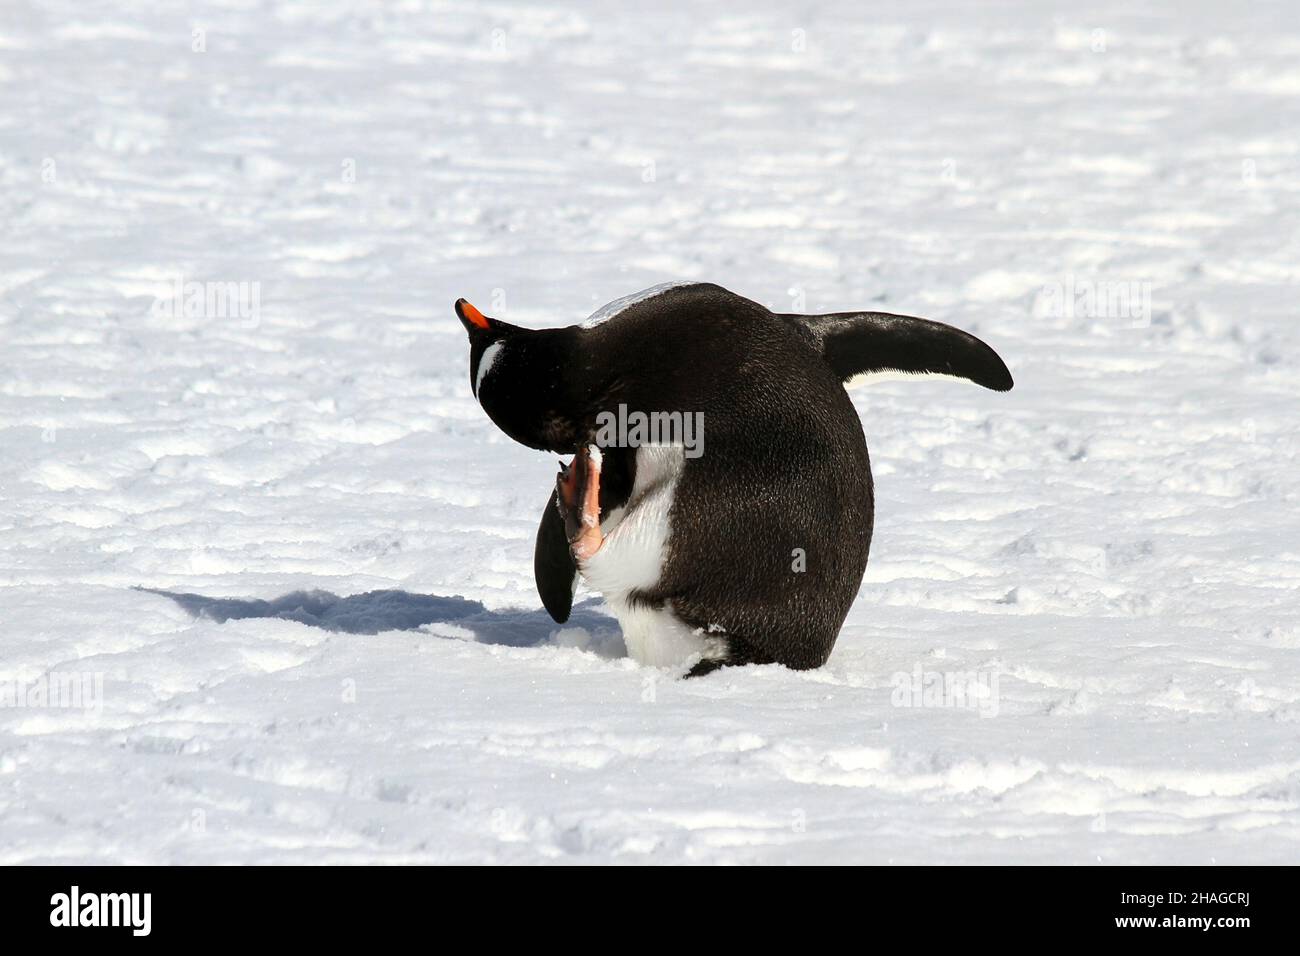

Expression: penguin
xmin=455 ymin=282 xmax=1012 ymax=676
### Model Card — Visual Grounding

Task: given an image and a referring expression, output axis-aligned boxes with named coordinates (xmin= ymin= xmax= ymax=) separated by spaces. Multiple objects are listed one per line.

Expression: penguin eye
xmin=474 ymin=340 xmax=505 ymax=399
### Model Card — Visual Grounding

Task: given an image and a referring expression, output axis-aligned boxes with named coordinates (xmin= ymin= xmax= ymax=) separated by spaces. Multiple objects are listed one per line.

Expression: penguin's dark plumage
xmin=456 ymin=283 xmax=1012 ymax=675
xmin=781 ymin=309 xmax=1014 ymax=392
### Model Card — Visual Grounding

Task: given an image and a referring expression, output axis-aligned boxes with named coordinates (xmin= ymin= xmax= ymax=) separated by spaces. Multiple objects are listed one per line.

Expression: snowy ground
xmin=2 ymin=0 xmax=1299 ymax=864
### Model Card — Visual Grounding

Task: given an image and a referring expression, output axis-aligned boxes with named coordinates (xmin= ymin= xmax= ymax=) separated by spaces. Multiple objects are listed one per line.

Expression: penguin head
xmin=455 ymin=298 xmax=584 ymax=452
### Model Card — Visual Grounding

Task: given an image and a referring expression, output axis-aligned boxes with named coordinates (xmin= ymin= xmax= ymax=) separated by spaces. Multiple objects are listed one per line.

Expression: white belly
xmin=580 ymin=444 xmax=724 ymax=670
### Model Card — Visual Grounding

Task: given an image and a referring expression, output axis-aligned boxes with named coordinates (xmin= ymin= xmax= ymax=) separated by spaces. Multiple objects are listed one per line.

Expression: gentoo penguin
xmin=456 ymin=282 xmax=1012 ymax=676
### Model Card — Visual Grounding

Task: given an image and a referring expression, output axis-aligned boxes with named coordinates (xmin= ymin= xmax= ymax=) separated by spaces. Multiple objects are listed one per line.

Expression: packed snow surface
xmin=2 ymin=0 xmax=1298 ymax=863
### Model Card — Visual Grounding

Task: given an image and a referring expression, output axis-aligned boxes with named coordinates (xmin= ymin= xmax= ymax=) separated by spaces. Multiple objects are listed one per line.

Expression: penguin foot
xmin=556 ymin=444 xmax=603 ymax=561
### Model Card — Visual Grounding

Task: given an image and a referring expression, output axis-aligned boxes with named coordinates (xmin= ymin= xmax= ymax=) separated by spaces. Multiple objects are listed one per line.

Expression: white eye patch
xmin=474 ymin=340 xmax=504 ymax=398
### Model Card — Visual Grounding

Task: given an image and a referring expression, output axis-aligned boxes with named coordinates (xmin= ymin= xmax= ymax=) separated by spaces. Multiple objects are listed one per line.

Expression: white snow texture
xmin=2 ymin=0 xmax=1298 ymax=864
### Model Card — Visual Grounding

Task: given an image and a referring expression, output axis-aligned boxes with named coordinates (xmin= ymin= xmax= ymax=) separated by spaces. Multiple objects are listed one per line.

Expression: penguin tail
xmin=780 ymin=310 xmax=1014 ymax=392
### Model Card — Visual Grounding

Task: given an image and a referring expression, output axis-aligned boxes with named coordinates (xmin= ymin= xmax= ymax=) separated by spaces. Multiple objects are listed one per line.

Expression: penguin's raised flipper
xmin=535 ymin=489 xmax=578 ymax=623
xmin=781 ymin=311 xmax=1013 ymax=392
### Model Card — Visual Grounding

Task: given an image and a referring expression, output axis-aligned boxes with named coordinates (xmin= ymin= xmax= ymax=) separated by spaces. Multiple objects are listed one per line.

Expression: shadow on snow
xmin=135 ymin=586 xmax=622 ymax=654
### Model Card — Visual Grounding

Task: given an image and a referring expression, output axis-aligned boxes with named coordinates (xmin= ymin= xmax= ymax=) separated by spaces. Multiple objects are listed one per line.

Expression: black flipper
xmin=780 ymin=311 xmax=1014 ymax=392
xmin=535 ymin=490 xmax=578 ymax=623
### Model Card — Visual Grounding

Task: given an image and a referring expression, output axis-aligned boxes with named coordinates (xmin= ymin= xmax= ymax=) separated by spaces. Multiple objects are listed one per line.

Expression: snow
xmin=2 ymin=0 xmax=1299 ymax=863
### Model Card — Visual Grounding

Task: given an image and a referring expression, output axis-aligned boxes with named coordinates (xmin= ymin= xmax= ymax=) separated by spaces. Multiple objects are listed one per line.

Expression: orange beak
xmin=455 ymin=298 xmax=491 ymax=330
